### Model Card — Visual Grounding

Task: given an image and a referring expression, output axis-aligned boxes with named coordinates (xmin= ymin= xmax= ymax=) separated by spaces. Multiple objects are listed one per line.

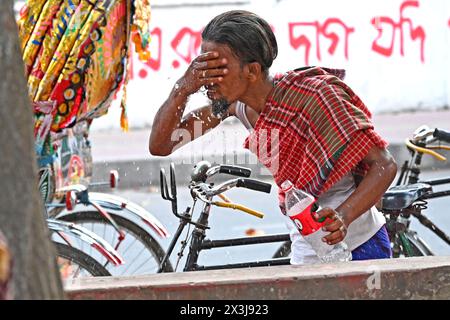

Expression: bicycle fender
xmin=55 ymin=192 xmax=170 ymax=238
xmin=47 ymin=218 xmax=124 ymax=265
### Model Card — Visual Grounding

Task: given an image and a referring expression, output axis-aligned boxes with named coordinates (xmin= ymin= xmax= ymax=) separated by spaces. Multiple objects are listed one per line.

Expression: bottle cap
xmin=281 ymin=180 xmax=294 ymax=192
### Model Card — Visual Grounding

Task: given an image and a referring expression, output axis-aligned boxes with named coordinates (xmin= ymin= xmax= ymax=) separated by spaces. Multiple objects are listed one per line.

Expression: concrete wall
xmin=66 ymin=256 xmax=450 ymax=300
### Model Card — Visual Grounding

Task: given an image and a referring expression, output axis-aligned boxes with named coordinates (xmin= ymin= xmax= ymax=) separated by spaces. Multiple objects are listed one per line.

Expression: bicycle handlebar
xmin=407 ymin=126 xmax=450 ymax=161
xmin=212 ymin=201 xmax=264 ymax=219
xmin=411 ymin=125 xmax=434 ymax=143
xmin=162 ymin=162 xmax=271 ymax=219
xmin=433 ymin=128 xmax=450 ymax=144
xmin=190 ymin=177 xmax=271 ymax=218
xmin=236 ymin=178 xmax=272 ymax=193
xmin=191 ymin=161 xmax=252 ymax=182
xmin=218 ymin=165 xmax=252 ymax=178
xmin=405 ymin=138 xmax=447 ymax=161
xmin=411 ymin=126 xmax=450 ymax=144
xmin=201 ymin=178 xmax=271 ymax=197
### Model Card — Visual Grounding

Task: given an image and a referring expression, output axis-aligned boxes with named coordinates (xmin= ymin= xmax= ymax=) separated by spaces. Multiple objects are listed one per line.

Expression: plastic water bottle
xmin=281 ymin=180 xmax=352 ymax=263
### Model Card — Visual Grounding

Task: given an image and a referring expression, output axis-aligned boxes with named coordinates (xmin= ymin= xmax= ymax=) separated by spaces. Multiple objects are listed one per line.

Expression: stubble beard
xmin=211 ymin=97 xmax=231 ymax=119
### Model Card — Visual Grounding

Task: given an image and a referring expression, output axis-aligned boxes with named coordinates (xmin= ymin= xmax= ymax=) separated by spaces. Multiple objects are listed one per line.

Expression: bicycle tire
xmin=272 ymin=240 xmax=291 ymax=258
xmin=59 ymin=211 xmax=173 ymax=275
xmin=55 ymin=242 xmax=111 ymax=277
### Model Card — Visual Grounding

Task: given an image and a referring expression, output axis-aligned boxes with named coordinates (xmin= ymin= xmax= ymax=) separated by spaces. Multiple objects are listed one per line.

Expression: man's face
xmin=200 ymin=41 xmax=249 ymax=117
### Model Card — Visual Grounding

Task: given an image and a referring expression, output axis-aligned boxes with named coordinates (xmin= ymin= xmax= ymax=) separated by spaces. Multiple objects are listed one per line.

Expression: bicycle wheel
xmin=55 ymin=242 xmax=111 ymax=279
xmin=272 ymin=240 xmax=291 ymax=258
xmin=391 ymin=231 xmax=434 ymax=258
xmin=59 ymin=211 xmax=173 ymax=275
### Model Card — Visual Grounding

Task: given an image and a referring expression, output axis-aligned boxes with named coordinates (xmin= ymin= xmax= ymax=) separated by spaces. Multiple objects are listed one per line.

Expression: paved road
xmin=110 ymin=168 xmax=450 ymax=270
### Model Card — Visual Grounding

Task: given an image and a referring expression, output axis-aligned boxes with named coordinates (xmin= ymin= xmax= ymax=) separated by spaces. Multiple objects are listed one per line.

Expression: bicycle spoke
xmin=71 ymin=263 xmax=82 ymax=279
xmin=120 ymin=235 xmax=138 ymax=255
xmin=122 ymin=245 xmax=148 ymax=275
xmin=129 ymin=257 xmax=157 ymax=275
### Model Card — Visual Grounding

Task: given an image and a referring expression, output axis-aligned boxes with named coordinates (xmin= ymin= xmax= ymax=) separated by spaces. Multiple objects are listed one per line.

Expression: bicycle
xmin=42 ymin=121 xmax=173 ymax=276
xmin=34 ymin=105 xmax=123 ymax=280
xmin=382 ymin=126 xmax=450 ymax=257
xmin=53 ymin=183 xmax=174 ymax=275
xmin=157 ymin=161 xmax=291 ymax=273
xmin=273 ymin=126 xmax=450 ymax=259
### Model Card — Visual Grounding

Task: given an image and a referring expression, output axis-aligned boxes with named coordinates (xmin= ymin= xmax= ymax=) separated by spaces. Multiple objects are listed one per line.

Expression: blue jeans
xmin=351 ymin=225 xmax=392 ymax=260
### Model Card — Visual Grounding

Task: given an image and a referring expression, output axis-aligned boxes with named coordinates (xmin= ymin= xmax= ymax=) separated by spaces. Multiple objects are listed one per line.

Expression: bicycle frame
xmin=157 ymin=162 xmax=290 ymax=273
xmin=191 ymin=202 xmax=291 ymax=272
xmin=159 ymin=203 xmax=291 ymax=273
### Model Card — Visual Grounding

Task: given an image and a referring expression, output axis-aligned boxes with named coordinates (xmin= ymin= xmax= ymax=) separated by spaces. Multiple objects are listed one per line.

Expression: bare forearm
xmin=337 ymin=149 xmax=397 ymax=227
xmin=317 ymin=147 xmax=397 ymax=245
xmin=149 ymin=85 xmax=189 ymax=155
xmin=149 ymin=51 xmax=227 ymax=156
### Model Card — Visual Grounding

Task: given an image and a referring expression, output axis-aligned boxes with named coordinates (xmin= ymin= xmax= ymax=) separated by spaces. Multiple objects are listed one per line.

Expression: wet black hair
xmin=202 ymin=10 xmax=278 ymax=74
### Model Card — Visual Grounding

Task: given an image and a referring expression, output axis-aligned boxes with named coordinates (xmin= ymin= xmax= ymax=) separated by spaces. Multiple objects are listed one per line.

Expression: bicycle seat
xmin=381 ymin=183 xmax=432 ymax=210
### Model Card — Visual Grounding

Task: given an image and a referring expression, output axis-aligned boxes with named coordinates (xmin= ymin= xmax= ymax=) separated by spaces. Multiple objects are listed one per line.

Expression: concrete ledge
xmin=66 ymin=256 xmax=450 ymax=300
xmin=92 ymin=156 xmax=272 ymax=189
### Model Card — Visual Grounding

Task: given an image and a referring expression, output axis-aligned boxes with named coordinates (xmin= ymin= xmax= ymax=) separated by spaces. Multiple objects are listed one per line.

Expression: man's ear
xmin=246 ymin=62 xmax=262 ymax=82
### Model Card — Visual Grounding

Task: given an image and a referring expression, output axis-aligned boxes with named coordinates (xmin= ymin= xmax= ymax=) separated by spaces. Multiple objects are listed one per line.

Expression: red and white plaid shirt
xmin=244 ymin=67 xmax=388 ymax=204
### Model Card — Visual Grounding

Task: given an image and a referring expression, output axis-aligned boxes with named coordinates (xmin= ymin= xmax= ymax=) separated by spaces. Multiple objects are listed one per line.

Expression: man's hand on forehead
xmin=198 ymin=51 xmax=219 ymax=59
xmin=194 ymin=51 xmax=228 ymax=71
xmin=176 ymin=51 xmax=228 ymax=96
